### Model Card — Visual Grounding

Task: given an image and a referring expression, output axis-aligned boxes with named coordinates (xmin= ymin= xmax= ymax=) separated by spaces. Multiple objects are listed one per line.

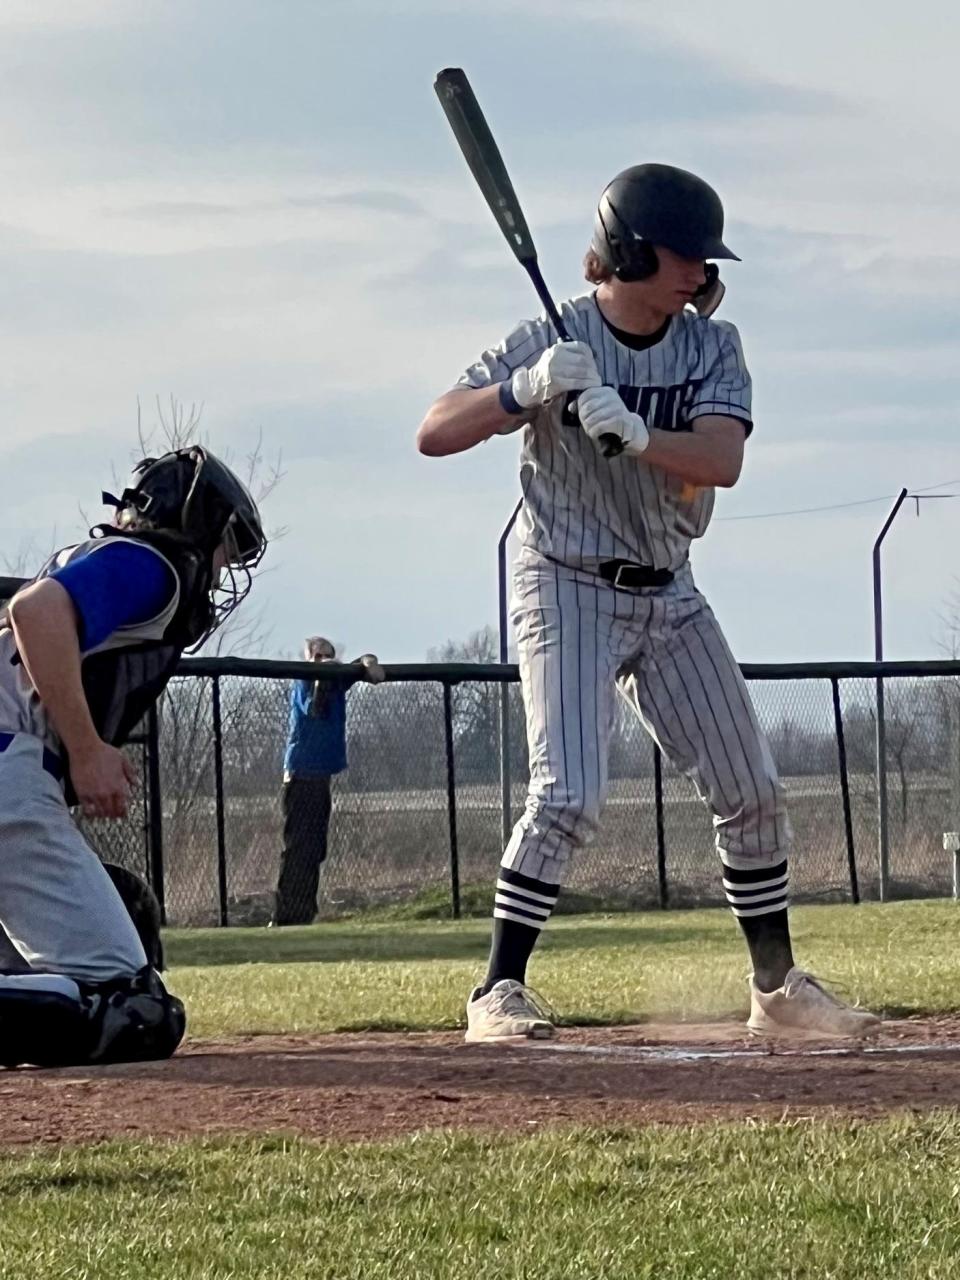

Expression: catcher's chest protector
xmin=50 ymin=531 xmax=212 ymax=752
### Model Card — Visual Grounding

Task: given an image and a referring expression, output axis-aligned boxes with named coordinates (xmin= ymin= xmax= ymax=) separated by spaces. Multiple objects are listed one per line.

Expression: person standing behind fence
xmin=273 ymin=637 xmax=386 ymax=926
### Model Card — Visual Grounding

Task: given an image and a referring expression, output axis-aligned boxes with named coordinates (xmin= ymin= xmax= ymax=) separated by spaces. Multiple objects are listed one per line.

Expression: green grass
xmin=164 ymin=900 xmax=960 ymax=1038
xmin=5 ymin=903 xmax=959 ymax=1276
xmin=2 ymin=1119 xmax=960 ymax=1279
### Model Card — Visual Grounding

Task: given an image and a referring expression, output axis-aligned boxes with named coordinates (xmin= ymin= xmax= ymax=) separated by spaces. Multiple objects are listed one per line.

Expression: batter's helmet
xmin=591 ymin=163 xmax=739 ymax=282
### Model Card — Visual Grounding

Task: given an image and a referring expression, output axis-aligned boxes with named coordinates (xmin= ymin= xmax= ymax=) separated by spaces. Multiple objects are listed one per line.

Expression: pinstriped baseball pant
xmin=502 ymin=559 xmax=792 ymax=885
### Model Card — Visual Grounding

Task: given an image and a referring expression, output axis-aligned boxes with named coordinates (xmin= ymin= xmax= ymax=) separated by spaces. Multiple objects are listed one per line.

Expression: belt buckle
xmin=613 ymin=563 xmax=636 ymax=590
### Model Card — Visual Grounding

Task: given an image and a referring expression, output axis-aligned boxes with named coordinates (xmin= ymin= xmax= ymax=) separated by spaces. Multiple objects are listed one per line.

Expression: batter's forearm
xmin=416 ymin=386 xmax=515 ymax=456
xmin=641 ymin=423 xmax=744 ymax=489
xmin=8 ymin=581 xmax=101 ymax=755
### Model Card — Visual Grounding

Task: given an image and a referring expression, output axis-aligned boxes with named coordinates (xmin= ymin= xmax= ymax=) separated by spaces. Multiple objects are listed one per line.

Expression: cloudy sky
xmin=1 ymin=0 xmax=958 ymax=662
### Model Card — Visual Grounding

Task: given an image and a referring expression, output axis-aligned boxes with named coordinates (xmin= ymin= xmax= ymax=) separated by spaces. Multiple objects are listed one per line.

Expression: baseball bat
xmin=433 ymin=67 xmax=623 ymax=459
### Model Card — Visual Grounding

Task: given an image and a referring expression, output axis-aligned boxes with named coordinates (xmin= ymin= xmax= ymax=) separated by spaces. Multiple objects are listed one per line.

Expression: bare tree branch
xmin=0 ymin=528 xmax=61 ymax=578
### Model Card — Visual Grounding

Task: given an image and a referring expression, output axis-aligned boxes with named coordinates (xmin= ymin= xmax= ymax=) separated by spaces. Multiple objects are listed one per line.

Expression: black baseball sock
xmin=721 ymin=858 xmax=794 ymax=993
xmin=479 ymin=867 xmax=560 ymax=997
xmin=738 ymin=909 xmax=794 ymax=993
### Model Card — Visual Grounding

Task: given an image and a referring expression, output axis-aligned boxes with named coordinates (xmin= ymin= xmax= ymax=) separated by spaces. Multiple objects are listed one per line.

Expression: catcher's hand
xmin=71 ymin=741 xmax=137 ymax=820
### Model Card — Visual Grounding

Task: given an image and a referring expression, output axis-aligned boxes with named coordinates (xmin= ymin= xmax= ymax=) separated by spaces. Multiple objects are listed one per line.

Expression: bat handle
xmin=567 ymin=395 xmax=625 ymax=459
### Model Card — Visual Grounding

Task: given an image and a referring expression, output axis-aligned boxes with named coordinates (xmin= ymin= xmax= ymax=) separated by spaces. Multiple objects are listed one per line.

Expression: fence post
xmin=654 ymin=747 xmax=668 ymax=908
xmin=498 ymin=499 xmax=521 ymax=847
xmin=831 ymin=677 xmax=859 ymax=904
xmin=211 ymin=676 xmax=229 ymax=927
xmin=499 ymin=686 xmax=512 ymax=849
xmin=146 ymin=704 xmax=166 ymax=925
xmin=875 ymin=674 xmax=890 ymax=900
xmin=442 ymin=681 xmax=461 ymax=919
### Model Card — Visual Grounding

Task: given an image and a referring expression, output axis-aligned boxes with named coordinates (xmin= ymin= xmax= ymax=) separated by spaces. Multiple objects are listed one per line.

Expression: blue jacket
xmin=283 ymin=679 xmax=347 ymax=778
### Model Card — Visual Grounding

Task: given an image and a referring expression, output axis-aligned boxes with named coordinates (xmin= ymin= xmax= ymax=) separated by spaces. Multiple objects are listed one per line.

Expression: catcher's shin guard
xmin=0 ymin=975 xmax=90 ymax=1068
xmin=0 ymin=967 xmax=185 ymax=1068
xmin=84 ymin=966 xmax=185 ymax=1065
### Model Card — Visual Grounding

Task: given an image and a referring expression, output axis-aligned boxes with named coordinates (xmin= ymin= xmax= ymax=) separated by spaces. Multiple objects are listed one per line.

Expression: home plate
xmin=528 ymin=1037 xmax=960 ymax=1063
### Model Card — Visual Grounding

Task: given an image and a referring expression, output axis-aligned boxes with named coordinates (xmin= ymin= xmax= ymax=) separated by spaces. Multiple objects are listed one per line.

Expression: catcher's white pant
xmin=502 ymin=558 xmax=791 ymax=885
xmin=0 ymin=733 xmax=147 ymax=981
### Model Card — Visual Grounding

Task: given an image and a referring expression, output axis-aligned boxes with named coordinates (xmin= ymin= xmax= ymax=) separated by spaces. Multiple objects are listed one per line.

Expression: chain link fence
xmin=6 ymin=575 xmax=960 ymax=923
xmin=142 ymin=658 xmax=960 ymax=926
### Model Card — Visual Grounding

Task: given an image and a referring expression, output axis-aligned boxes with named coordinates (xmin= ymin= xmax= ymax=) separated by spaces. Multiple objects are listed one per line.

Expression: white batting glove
xmin=577 ymin=386 xmax=650 ymax=456
xmin=511 ymin=341 xmax=601 ymax=409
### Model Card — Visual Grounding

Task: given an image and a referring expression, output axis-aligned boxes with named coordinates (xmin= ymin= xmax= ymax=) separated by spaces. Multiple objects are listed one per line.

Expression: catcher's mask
xmin=101 ymin=446 xmax=267 ymax=645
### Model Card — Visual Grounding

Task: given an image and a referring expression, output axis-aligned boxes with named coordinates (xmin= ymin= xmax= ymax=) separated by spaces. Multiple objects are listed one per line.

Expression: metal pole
xmin=146 ymin=704 xmax=166 ymax=925
xmin=873 ymin=487 xmax=908 ymax=901
xmin=498 ymin=498 xmax=522 ymax=847
xmin=211 ymin=676 xmax=229 ymax=927
xmin=443 ymin=681 xmax=461 ymax=919
xmin=654 ymin=747 xmax=667 ymax=908
xmin=831 ymin=677 xmax=858 ymax=905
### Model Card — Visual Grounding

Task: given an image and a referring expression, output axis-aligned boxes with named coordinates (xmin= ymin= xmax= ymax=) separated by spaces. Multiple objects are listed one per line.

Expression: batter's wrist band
xmin=498 ymin=380 xmax=526 ymax=416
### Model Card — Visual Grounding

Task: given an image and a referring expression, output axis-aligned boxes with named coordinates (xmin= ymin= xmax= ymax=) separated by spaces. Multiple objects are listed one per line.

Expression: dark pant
xmin=274 ymin=776 xmax=332 ymax=925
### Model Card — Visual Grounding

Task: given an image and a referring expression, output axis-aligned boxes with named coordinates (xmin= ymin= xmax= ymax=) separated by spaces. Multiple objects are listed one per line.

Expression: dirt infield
xmin=3 ymin=1016 xmax=959 ymax=1147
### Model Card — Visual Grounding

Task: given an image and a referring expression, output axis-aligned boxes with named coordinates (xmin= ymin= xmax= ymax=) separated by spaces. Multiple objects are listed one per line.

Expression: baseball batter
xmin=0 ymin=446 xmax=266 ymax=1067
xmin=417 ymin=164 xmax=879 ymax=1042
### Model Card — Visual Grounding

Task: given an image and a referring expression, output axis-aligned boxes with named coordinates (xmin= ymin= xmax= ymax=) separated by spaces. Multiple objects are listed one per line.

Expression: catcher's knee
xmin=0 ymin=967 xmax=185 ymax=1069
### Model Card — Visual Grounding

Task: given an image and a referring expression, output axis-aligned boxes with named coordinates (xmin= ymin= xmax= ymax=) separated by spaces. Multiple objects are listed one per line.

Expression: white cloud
xmin=0 ymin=1 xmax=137 ymax=30
xmin=0 ymin=2 xmax=958 ymax=662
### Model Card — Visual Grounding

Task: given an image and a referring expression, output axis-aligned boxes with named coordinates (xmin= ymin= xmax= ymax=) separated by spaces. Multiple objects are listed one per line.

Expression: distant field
xmin=134 ymin=767 xmax=955 ymax=925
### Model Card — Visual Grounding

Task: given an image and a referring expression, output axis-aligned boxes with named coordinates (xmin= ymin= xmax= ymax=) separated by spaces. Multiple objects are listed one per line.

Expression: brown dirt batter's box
xmin=1 ymin=1016 xmax=958 ymax=1147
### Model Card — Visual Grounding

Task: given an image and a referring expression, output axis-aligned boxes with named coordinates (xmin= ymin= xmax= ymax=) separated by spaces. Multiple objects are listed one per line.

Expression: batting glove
xmin=577 ymin=386 xmax=650 ymax=456
xmin=511 ymin=341 xmax=601 ymax=409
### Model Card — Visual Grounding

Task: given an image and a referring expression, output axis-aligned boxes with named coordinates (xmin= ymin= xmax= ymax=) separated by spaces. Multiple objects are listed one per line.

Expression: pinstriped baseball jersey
xmin=457 ymin=293 xmax=752 ymax=572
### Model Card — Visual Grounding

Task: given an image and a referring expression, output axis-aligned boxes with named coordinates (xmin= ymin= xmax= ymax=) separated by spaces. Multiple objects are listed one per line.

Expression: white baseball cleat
xmin=747 ymin=967 xmax=881 ymax=1039
xmin=464 ymin=979 xmax=555 ymax=1043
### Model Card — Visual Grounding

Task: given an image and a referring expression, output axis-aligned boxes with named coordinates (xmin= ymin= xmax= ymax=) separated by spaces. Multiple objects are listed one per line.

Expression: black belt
xmin=598 ymin=560 xmax=674 ymax=591
xmin=0 ymin=732 xmax=64 ymax=782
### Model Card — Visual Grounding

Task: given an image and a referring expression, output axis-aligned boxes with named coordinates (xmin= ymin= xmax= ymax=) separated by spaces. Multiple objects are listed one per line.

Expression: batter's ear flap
xmin=691 ymin=264 xmax=725 ymax=317
xmin=613 ymin=240 xmax=658 ymax=282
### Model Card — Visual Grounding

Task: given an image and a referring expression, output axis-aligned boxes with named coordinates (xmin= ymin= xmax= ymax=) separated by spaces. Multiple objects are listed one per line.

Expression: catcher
xmin=0 ymin=446 xmax=266 ymax=1067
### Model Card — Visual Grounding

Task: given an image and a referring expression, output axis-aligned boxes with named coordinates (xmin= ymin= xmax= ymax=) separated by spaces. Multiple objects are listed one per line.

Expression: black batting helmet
xmin=591 ymin=164 xmax=739 ymax=282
